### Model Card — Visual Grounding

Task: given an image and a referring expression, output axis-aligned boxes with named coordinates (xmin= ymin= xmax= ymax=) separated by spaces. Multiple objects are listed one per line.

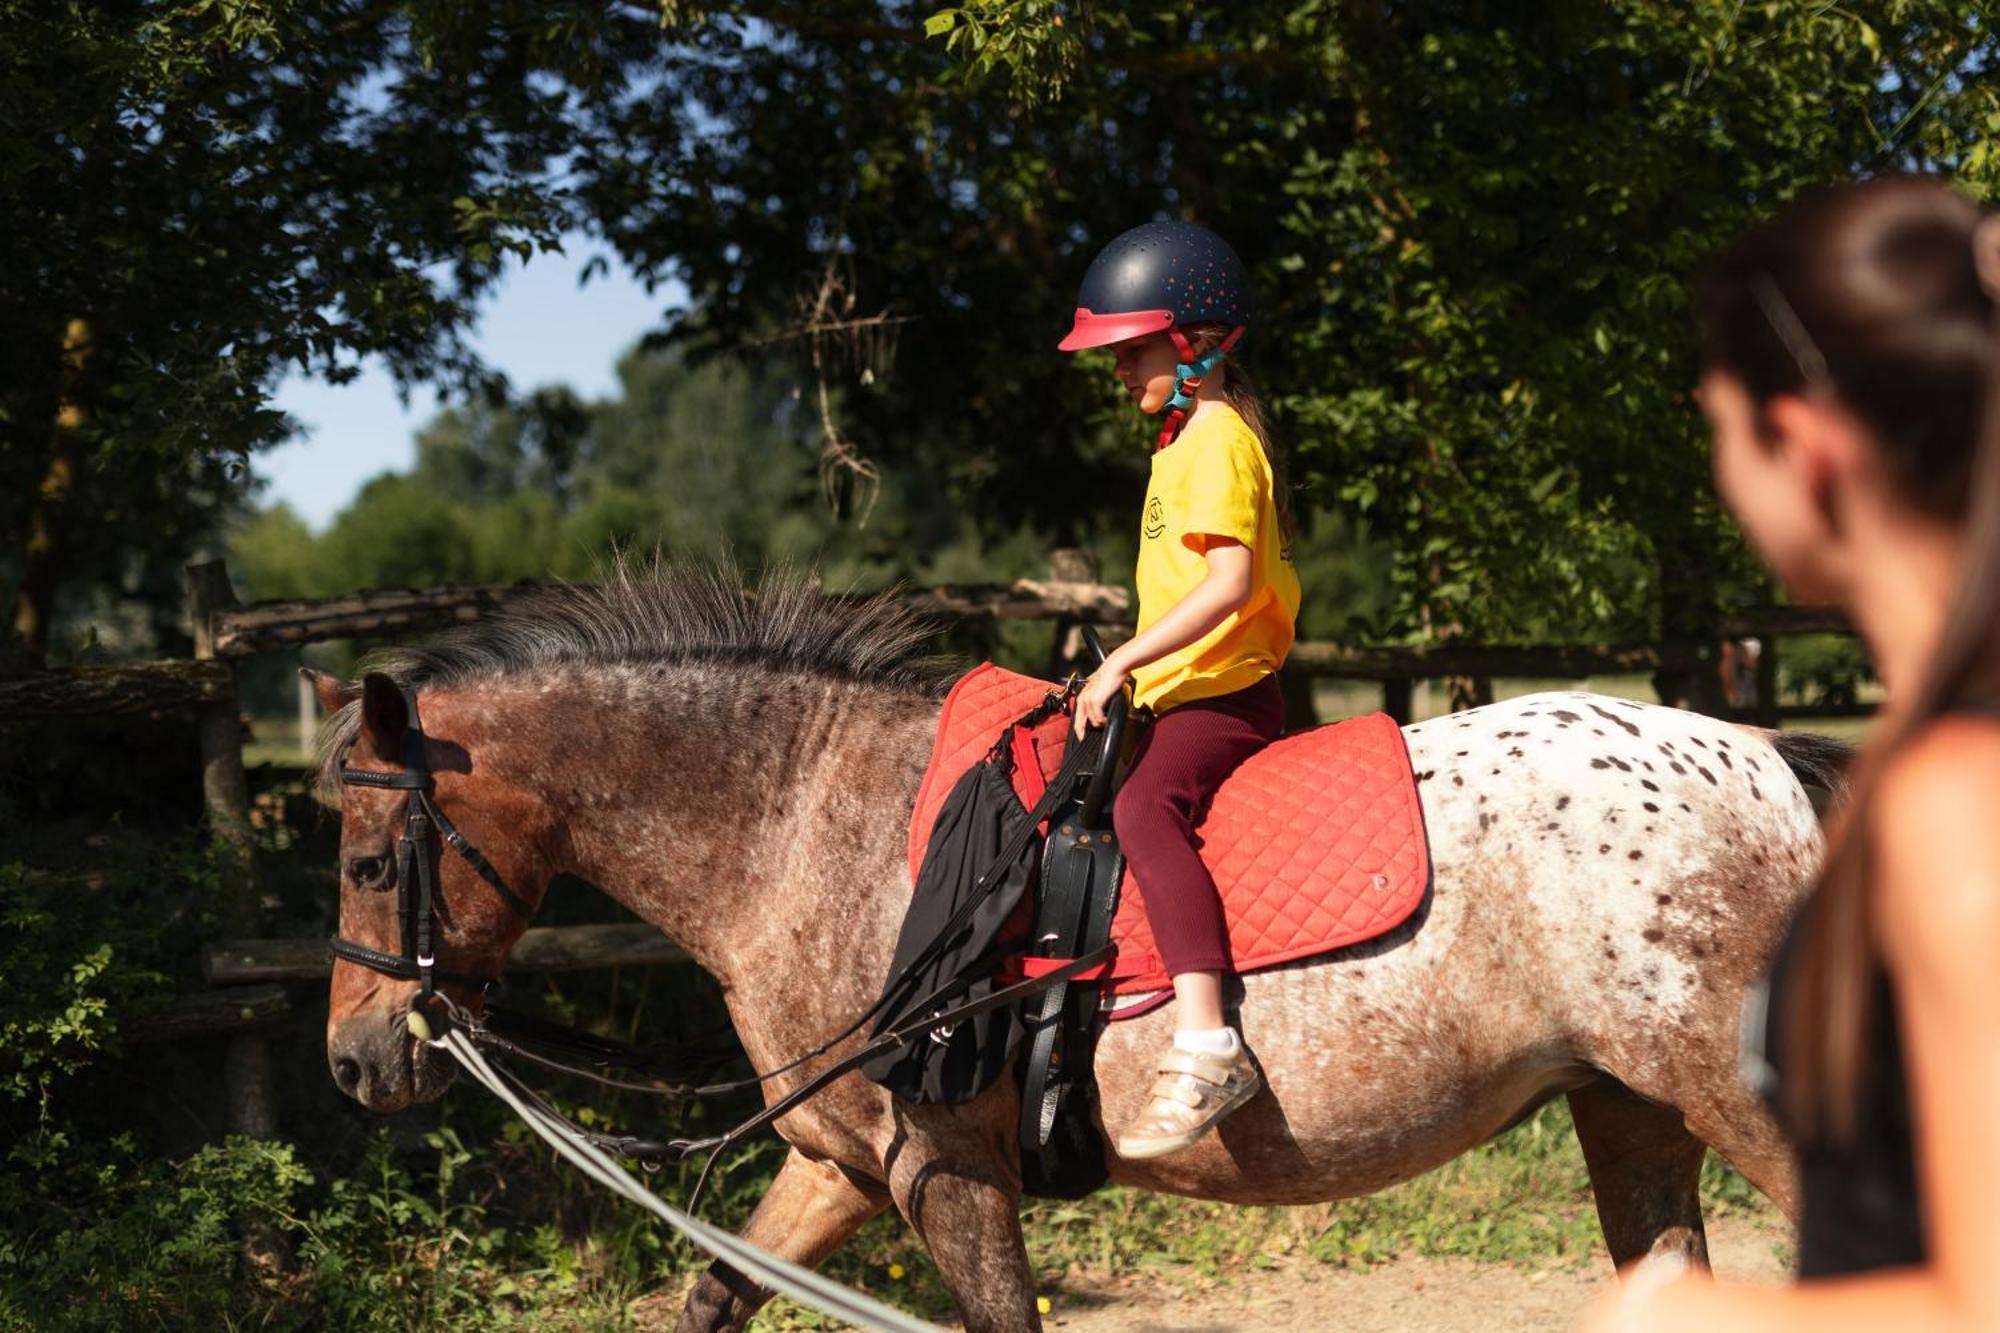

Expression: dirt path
xmin=1037 ymin=1215 xmax=1788 ymax=1333
xmin=636 ymin=1214 xmax=1788 ymax=1330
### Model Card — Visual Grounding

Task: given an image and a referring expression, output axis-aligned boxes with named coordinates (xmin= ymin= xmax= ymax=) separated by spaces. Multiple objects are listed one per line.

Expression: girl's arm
xmin=1073 ymin=539 xmax=1252 ymax=734
xmin=1583 ymin=717 xmax=2000 ymax=1333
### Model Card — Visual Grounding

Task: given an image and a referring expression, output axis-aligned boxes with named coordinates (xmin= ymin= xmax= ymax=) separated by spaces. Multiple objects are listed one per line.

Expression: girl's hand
xmin=1073 ymin=661 xmax=1131 ymax=739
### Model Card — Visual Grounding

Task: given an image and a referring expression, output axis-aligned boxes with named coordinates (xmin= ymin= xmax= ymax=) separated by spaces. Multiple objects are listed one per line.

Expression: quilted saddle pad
xmin=906 ymin=663 xmax=1432 ymax=1001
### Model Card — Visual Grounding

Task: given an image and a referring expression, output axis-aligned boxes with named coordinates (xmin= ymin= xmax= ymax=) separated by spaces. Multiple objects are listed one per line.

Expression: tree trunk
xmin=10 ymin=319 xmax=91 ymax=667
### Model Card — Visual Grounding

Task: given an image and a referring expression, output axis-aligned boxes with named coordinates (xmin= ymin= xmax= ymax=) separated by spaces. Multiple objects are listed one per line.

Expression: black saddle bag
xmin=860 ymin=660 xmax=1133 ymax=1202
xmin=859 ymin=757 xmax=1042 ymax=1102
xmin=861 ymin=691 xmax=1081 ymax=1104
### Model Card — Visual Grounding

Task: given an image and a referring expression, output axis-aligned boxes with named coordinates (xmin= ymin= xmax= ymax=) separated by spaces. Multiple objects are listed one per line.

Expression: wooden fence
xmin=5 ymin=553 xmax=1869 ymax=1157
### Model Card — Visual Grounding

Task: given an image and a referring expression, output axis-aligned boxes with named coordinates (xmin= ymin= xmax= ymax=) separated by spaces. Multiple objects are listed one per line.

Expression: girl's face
xmin=1111 ymin=332 xmax=1181 ymax=415
xmin=1699 ymin=368 xmax=1848 ymax=604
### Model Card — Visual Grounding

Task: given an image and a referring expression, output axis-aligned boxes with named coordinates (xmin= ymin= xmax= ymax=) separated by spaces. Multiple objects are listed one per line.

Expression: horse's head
xmin=309 ymin=668 xmax=556 ymax=1112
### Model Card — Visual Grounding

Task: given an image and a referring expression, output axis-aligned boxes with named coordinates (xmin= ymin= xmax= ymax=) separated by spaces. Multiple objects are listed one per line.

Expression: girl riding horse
xmin=1057 ymin=220 xmax=1303 ymax=1159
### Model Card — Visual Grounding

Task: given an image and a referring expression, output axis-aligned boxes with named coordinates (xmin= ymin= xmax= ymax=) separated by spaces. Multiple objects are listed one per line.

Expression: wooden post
xmin=1655 ymin=639 xmax=1727 ymax=715
xmin=1383 ymin=676 xmax=1414 ymax=726
xmin=1277 ymin=666 xmax=1318 ymax=731
xmin=1754 ymin=634 xmax=1781 ymax=730
xmin=1046 ymin=547 xmax=1097 ymax=676
xmin=297 ymin=669 xmax=317 ymax=757
xmin=184 ymin=558 xmax=287 ymax=1273
xmin=185 ymin=560 xmax=255 ymax=916
xmin=1447 ymin=675 xmax=1493 ymax=712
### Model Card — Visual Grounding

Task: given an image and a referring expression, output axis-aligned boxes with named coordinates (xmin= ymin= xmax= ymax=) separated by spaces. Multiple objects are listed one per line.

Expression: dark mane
xmin=313 ymin=550 xmax=955 ymax=799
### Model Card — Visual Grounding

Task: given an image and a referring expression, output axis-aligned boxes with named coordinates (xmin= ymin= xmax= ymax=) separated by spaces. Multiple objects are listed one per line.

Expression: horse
xmin=311 ymin=556 xmax=1839 ymax=1332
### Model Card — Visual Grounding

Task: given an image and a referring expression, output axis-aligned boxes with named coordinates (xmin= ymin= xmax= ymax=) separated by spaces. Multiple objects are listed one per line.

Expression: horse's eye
xmin=346 ymin=855 xmax=389 ymax=887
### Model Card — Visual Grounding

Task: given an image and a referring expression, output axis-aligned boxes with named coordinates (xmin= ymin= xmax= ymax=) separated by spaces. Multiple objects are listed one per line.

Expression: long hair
xmin=1182 ymin=321 xmax=1299 ymax=553
xmin=1693 ymin=175 xmax=2000 ymax=1143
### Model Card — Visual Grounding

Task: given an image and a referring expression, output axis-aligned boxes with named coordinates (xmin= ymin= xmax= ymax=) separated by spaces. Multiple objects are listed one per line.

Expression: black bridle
xmin=329 ymin=680 xmax=536 ymax=998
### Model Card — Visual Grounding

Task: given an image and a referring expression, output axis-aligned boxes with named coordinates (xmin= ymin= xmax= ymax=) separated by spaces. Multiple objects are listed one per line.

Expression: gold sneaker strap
xmin=1145 ymin=1072 xmax=1211 ymax=1109
xmin=1155 ymin=1047 xmax=1238 ymax=1085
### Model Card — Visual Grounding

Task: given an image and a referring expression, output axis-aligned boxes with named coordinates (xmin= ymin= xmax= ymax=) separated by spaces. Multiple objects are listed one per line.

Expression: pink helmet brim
xmin=1056 ymin=307 xmax=1175 ymax=352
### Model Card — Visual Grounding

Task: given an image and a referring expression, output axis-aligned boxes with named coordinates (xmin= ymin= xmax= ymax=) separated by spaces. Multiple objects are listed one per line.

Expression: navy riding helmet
xmin=1057 ymin=220 xmax=1252 ymax=424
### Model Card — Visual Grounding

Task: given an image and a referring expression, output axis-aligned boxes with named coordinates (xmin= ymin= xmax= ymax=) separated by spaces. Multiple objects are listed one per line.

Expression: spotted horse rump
xmin=906 ymin=663 xmax=1433 ymax=1012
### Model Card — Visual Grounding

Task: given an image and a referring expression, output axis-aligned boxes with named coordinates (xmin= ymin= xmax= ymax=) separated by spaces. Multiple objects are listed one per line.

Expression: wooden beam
xmin=0 ymin=658 xmax=233 ymax=720
xmin=125 ymin=985 xmax=290 ymax=1043
xmin=204 ymin=922 xmax=689 ymax=985
xmin=1284 ymin=641 xmax=1692 ymax=680
xmin=209 ymin=578 xmax=1134 ymax=656
xmin=894 ymin=579 xmax=1131 ymax=624
xmin=1720 ymin=605 xmax=1852 ymax=637
xmin=1727 ymin=701 xmax=1878 ymax=723
xmin=210 ymin=580 xmax=556 ymax=657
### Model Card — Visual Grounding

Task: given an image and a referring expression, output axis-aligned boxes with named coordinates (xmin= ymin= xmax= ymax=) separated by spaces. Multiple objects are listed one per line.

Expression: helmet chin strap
xmin=1153 ymin=325 xmax=1245 ymax=450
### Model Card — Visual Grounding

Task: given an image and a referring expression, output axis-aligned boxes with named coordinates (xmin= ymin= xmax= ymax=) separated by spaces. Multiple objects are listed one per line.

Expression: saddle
xmin=906 ymin=664 xmax=1431 ymax=1001
xmin=882 ymin=662 xmax=1431 ymax=1196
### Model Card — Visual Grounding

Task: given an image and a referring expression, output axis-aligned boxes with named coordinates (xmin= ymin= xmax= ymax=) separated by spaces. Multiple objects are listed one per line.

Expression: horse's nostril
xmin=334 ymin=1055 xmax=364 ymax=1096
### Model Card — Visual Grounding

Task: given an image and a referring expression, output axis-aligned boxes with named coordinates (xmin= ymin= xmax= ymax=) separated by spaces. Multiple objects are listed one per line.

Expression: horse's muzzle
xmin=328 ymin=1007 xmax=456 ymax=1112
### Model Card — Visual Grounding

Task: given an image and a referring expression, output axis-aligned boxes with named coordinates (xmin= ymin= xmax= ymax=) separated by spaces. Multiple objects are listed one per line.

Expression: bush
xmin=1779 ymin=633 xmax=1876 ymax=710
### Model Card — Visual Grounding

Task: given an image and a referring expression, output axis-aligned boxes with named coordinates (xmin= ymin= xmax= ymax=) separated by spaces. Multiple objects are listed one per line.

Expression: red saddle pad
xmin=906 ymin=663 xmax=1431 ymax=1001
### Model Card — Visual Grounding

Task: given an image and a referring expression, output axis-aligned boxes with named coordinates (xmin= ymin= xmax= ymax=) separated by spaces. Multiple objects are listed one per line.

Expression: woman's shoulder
xmin=1868 ymin=713 xmax=2000 ymax=977
xmin=1872 ymin=712 xmax=2000 ymax=818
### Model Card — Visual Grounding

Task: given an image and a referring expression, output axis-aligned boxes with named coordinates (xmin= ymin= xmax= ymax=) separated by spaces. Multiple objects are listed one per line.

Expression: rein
xmin=333 ymin=673 xmax=1121 ymax=1208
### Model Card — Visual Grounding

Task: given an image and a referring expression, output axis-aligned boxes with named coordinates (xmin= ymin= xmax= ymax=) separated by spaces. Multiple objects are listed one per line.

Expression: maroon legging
xmin=1111 ymin=673 xmax=1285 ymax=976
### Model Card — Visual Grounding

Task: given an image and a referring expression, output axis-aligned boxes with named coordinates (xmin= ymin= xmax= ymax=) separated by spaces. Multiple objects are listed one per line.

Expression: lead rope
xmin=429 ymin=1021 xmax=943 ymax=1333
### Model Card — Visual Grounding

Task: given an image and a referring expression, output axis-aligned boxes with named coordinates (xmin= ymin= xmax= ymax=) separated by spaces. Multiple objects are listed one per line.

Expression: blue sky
xmin=260 ymin=233 xmax=679 ymax=532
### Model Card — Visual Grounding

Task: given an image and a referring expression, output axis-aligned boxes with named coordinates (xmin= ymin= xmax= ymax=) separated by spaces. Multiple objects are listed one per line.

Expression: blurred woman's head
xmin=1694 ymin=175 xmax=2000 ymax=1141
xmin=1694 ymin=176 xmax=1992 ymax=604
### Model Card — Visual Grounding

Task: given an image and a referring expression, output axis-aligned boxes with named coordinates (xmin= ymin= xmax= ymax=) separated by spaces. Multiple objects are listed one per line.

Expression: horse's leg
xmin=886 ymin=1139 xmax=1038 ymax=1333
xmin=675 ymin=1148 xmax=890 ymax=1333
xmin=1677 ymin=1079 xmax=1800 ymax=1219
xmin=1567 ymin=1077 xmax=1710 ymax=1270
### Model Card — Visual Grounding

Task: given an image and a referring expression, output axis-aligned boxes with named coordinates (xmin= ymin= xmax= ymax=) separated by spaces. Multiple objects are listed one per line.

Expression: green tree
xmin=32 ymin=1 xmax=2000 ymax=672
xmin=570 ymin=0 xmax=2000 ymax=657
xmin=0 ymin=2 xmax=645 ymax=665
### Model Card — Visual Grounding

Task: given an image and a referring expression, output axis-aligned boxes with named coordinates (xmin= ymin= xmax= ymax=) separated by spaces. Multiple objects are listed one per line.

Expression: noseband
xmin=329 ymin=681 xmax=536 ymax=997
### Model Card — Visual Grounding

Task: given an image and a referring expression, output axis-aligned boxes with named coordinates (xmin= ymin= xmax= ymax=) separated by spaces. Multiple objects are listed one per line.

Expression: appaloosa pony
xmin=313 ymin=556 xmax=1837 ymax=1332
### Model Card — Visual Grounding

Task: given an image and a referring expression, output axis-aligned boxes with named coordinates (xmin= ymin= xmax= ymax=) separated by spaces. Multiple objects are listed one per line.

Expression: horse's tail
xmin=1742 ymin=726 xmax=1856 ymax=816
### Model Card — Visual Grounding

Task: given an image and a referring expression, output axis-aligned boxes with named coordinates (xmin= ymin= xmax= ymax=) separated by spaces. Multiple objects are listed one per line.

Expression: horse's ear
xmin=301 ymin=667 xmax=355 ymax=719
xmin=357 ymin=672 xmax=410 ymax=763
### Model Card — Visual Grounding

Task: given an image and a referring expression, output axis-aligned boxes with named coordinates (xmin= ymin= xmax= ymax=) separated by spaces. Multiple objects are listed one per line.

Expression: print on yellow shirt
xmin=1129 ymin=405 xmax=1302 ymax=714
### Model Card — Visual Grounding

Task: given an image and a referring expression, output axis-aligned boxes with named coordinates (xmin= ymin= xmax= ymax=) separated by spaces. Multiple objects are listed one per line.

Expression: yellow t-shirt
xmin=1129 ymin=404 xmax=1301 ymax=713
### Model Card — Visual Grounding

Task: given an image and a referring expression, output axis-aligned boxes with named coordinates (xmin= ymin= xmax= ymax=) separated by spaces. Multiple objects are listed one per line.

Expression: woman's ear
xmin=1765 ymin=394 xmax=1861 ymax=537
